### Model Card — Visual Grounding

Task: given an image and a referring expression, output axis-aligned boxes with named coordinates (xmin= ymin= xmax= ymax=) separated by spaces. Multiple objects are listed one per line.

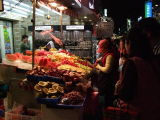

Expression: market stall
xmin=0 ymin=0 xmax=99 ymax=120
xmin=3 ymin=47 xmax=93 ymax=120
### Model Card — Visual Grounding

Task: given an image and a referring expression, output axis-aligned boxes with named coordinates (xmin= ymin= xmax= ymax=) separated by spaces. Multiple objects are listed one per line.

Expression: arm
xmin=48 ymin=33 xmax=63 ymax=46
xmin=96 ymin=55 xmax=114 ymax=73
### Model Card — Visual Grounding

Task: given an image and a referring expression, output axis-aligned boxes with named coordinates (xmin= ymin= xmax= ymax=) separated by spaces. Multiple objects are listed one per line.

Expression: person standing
xmin=116 ymin=26 xmax=160 ymax=120
xmin=20 ymin=35 xmax=30 ymax=54
xmin=95 ymin=38 xmax=119 ymax=107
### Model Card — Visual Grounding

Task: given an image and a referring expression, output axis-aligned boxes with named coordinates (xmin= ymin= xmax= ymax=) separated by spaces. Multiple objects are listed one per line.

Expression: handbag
xmin=104 ymin=100 xmax=139 ymax=120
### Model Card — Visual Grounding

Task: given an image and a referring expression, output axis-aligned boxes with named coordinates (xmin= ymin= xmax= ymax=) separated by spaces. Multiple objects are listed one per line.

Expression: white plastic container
xmin=5 ymin=109 xmax=41 ymax=120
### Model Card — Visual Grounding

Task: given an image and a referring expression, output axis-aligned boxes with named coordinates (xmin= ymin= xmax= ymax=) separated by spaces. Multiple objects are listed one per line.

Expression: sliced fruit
xmin=34 ymin=84 xmax=42 ymax=92
xmin=51 ymin=96 xmax=58 ymax=98
xmin=42 ymin=88 xmax=49 ymax=94
xmin=48 ymin=88 xmax=57 ymax=94
xmin=38 ymin=81 xmax=48 ymax=87
xmin=52 ymin=85 xmax=58 ymax=90
xmin=57 ymin=86 xmax=64 ymax=93
xmin=52 ymin=83 xmax=59 ymax=87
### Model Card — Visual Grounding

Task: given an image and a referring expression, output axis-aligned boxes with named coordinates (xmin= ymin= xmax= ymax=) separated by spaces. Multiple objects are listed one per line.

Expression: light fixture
xmin=155 ymin=4 xmax=158 ymax=7
xmin=46 ymin=15 xmax=51 ymax=20
xmin=71 ymin=3 xmax=75 ymax=6
xmin=57 ymin=6 xmax=67 ymax=11
xmin=50 ymin=2 xmax=58 ymax=7
xmin=39 ymin=3 xmax=61 ymax=15
xmin=4 ymin=1 xmax=30 ymax=12
xmin=84 ymin=16 xmax=87 ymax=19
xmin=4 ymin=0 xmax=45 ymax=16
xmin=2 ymin=10 xmax=28 ymax=18
xmin=89 ymin=20 xmax=92 ymax=22
xmin=4 ymin=5 xmax=29 ymax=16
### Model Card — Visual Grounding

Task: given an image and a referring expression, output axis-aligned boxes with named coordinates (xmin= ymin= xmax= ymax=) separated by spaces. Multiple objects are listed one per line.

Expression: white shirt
xmin=47 ymin=41 xmax=55 ymax=48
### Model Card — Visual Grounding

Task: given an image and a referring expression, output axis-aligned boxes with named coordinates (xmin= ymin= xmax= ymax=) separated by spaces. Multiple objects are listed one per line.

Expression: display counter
xmin=2 ymin=58 xmax=32 ymax=70
xmin=41 ymin=104 xmax=83 ymax=120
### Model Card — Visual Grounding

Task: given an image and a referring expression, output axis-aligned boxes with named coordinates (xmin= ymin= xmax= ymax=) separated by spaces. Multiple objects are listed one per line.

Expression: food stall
xmin=0 ymin=0 xmax=100 ymax=119
xmin=4 ymin=48 xmax=93 ymax=120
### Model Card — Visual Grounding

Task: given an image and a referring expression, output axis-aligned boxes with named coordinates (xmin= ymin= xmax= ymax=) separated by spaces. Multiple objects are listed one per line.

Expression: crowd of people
xmin=84 ymin=17 xmax=160 ymax=120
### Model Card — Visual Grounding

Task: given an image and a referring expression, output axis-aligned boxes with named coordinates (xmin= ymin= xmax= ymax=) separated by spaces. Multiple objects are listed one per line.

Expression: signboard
xmin=145 ymin=1 xmax=152 ymax=18
xmin=0 ymin=0 xmax=4 ymax=11
xmin=66 ymin=25 xmax=84 ymax=30
xmin=35 ymin=26 xmax=52 ymax=31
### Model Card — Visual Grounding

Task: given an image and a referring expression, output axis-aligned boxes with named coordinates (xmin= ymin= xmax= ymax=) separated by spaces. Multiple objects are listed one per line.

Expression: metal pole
xmin=32 ymin=0 xmax=36 ymax=69
xmin=60 ymin=10 xmax=63 ymax=38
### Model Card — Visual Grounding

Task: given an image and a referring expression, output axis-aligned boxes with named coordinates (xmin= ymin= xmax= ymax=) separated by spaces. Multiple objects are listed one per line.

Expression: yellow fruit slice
xmin=48 ymin=88 xmax=57 ymax=94
xmin=52 ymin=85 xmax=58 ymax=90
xmin=42 ymin=88 xmax=49 ymax=94
xmin=51 ymin=96 xmax=58 ymax=98
xmin=38 ymin=81 xmax=48 ymax=87
xmin=34 ymin=84 xmax=42 ymax=92
xmin=57 ymin=86 xmax=64 ymax=93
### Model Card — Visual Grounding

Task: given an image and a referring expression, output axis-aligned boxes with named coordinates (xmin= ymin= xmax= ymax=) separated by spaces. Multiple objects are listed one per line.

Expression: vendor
xmin=20 ymin=35 xmax=30 ymax=54
xmin=94 ymin=38 xmax=119 ymax=106
xmin=46 ymin=33 xmax=63 ymax=50
xmin=40 ymin=28 xmax=63 ymax=50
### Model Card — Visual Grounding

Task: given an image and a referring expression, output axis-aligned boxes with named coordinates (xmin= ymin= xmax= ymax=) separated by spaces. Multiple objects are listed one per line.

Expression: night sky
xmin=100 ymin=0 xmax=145 ymax=33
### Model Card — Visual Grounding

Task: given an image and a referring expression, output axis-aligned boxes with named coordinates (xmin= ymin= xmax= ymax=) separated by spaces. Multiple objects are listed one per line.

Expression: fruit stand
xmin=3 ymin=49 xmax=93 ymax=120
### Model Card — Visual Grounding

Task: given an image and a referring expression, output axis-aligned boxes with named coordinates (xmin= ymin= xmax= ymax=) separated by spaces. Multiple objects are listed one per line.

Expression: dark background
xmin=99 ymin=0 xmax=146 ymax=34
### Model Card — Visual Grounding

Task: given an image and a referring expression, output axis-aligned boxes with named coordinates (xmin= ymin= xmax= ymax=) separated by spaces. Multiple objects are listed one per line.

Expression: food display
xmin=6 ymin=49 xmax=92 ymax=107
xmin=5 ymin=49 xmax=93 ymax=73
xmin=34 ymin=81 xmax=64 ymax=99
xmin=60 ymin=91 xmax=84 ymax=105
xmin=26 ymin=66 xmax=85 ymax=83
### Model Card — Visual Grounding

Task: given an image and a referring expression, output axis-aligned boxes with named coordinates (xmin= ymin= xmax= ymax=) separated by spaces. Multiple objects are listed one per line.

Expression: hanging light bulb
xmin=46 ymin=14 xmax=51 ymax=20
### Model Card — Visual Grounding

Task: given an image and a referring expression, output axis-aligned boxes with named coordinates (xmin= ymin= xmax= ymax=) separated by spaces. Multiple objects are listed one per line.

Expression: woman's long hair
xmin=126 ymin=26 xmax=154 ymax=60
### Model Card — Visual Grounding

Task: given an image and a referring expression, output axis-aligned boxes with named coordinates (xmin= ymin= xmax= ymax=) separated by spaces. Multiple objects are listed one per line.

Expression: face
xmin=125 ymin=40 xmax=131 ymax=55
xmin=23 ymin=37 xmax=28 ymax=43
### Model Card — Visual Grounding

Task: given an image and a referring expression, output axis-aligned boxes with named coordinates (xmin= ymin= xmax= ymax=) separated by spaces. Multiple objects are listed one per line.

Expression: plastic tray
xmin=5 ymin=108 xmax=41 ymax=120
xmin=36 ymin=97 xmax=60 ymax=105
xmin=26 ymin=75 xmax=64 ymax=84
xmin=58 ymin=96 xmax=86 ymax=108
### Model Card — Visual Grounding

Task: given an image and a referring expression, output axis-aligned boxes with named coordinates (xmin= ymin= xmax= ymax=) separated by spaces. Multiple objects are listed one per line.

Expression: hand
xmin=96 ymin=64 xmax=101 ymax=70
xmin=49 ymin=33 xmax=63 ymax=46
xmin=95 ymin=57 xmax=102 ymax=63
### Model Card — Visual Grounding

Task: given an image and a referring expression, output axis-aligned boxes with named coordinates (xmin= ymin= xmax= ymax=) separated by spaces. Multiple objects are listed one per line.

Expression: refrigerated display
xmin=0 ymin=21 xmax=13 ymax=59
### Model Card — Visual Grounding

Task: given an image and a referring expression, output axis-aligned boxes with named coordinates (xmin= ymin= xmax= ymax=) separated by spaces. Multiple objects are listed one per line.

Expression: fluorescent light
xmin=4 ymin=5 xmax=28 ymax=16
xmin=4 ymin=1 xmax=44 ymax=16
xmin=35 ymin=12 xmax=44 ymax=16
xmin=57 ymin=6 xmax=67 ymax=11
xmin=39 ymin=3 xmax=61 ymax=15
xmin=36 ymin=9 xmax=45 ymax=14
xmin=3 ymin=10 xmax=28 ymax=18
xmin=4 ymin=1 xmax=31 ymax=12
xmin=50 ymin=3 xmax=58 ymax=7
xmin=9 ymin=0 xmax=31 ymax=9
xmin=5 ymin=0 xmax=45 ymax=15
